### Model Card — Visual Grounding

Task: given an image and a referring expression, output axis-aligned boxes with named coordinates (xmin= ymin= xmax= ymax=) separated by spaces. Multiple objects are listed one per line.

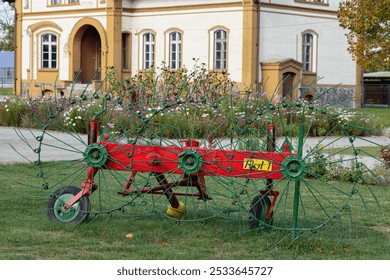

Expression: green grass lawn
xmin=349 ymin=107 xmax=390 ymax=128
xmin=0 ymin=163 xmax=389 ymax=260
xmin=0 ymin=87 xmax=14 ymax=96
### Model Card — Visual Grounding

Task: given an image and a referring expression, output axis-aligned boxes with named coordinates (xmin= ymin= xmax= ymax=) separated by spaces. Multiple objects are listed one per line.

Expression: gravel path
xmin=0 ymin=126 xmax=388 ymax=164
xmin=0 ymin=127 xmax=87 ymax=163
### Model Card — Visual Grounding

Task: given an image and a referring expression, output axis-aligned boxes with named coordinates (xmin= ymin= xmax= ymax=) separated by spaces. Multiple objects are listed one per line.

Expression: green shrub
xmin=0 ymin=99 xmax=31 ymax=127
xmin=0 ymin=64 xmax=384 ymax=141
xmin=306 ymin=147 xmax=328 ymax=178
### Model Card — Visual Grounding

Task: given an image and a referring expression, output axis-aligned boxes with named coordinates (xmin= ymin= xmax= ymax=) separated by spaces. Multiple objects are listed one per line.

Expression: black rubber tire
xmin=248 ymin=195 xmax=272 ymax=229
xmin=47 ymin=186 xmax=90 ymax=224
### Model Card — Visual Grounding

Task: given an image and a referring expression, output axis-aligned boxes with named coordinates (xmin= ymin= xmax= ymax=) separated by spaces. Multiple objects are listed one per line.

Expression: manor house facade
xmin=9 ymin=0 xmax=360 ymax=105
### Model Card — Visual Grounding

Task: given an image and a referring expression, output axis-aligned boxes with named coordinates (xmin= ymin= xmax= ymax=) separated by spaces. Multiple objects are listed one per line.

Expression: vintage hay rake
xmin=19 ymin=80 xmax=386 ymax=238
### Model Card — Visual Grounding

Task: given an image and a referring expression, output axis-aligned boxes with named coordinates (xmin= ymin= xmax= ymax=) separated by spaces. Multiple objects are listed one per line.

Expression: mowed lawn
xmin=0 ymin=87 xmax=14 ymax=97
xmin=349 ymin=107 xmax=390 ymax=129
xmin=0 ymin=163 xmax=389 ymax=260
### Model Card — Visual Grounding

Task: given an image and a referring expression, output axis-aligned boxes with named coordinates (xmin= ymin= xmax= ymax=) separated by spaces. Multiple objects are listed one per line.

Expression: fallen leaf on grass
xmin=161 ymin=242 xmax=169 ymax=247
xmin=125 ymin=233 xmax=134 ymax=239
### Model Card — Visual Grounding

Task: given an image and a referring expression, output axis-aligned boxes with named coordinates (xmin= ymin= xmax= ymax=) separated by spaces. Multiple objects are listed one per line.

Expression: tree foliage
xmin=338 ymin=0 xmax=390 ymax=71
xmin=0 ymin=0 xmax=14 ymax=51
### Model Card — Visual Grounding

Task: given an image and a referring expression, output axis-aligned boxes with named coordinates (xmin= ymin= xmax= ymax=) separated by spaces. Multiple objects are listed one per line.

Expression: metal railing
xmin=363 ymin=84 xmax=390 ymax=107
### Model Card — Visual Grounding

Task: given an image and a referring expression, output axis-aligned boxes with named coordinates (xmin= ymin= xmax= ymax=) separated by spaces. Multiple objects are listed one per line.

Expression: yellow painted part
xmin=166 ymin=201 xmax=185 ymax=220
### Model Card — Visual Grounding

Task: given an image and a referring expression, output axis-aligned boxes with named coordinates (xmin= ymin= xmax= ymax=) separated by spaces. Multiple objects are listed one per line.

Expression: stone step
xmin=65 ymin=84 xmax=94 ymax=96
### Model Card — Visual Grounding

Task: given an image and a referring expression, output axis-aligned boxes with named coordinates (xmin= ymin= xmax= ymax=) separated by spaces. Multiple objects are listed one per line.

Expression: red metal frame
xmin=64 ymin=119 xmax=292 ymax=220
xmin=103 ymin=141 xmax=287 ymax=177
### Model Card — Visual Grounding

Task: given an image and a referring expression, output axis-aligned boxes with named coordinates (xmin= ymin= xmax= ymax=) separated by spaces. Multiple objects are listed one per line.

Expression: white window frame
xmin=142 ymin=32 xmax=155 ymax=70
xmin=41 ymin=33 xmax=58 ymax=69
xmin=169 ymin=31 xmax=182 ymax=70
xmin=212 ymin=29 xmax=228 ymax=70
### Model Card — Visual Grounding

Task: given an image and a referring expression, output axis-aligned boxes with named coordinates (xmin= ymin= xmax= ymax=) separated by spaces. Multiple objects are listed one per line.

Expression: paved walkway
xmin=0 ymin=126 xmax=388 ymax=164
xmin=0 ymin=127 xmax=87 ymax=163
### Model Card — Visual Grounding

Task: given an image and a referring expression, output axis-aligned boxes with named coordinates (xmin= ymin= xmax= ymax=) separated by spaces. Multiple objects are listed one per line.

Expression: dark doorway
xmin=80 ymin=26 xmax=102 ymax=83
xmin=282 ymin=72 xmax=295 ymax=100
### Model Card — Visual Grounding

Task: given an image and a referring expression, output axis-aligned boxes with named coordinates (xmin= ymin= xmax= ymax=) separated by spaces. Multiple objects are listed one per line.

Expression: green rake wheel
xmin=22 ymin=80 xmax=385 ymax=236
xmin=47 ymin=186 xmax=90 ymax=224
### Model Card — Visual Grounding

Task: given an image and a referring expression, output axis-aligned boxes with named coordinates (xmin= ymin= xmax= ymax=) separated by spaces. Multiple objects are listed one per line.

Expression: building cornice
xmin=123 ymin=1 xmax=242 ymax=14
xmin=260 ymin=2 xmax=337 ymax=16
xmin=19 ymin=2 xmax=244 ymax=18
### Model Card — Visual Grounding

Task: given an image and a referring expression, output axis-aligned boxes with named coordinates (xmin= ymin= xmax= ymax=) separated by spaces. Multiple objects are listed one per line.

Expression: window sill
xmin=38 ymin=68 xmax=59 ymax=72
xmin=294 ymin=0 xmax=329 ymax=7
xmin=302 ymin=71 xmax=317 ymax=76
xmin=138 ymin=69 xmax=155 ymax=73
xmin=48 ymin=3 xmax=80 ymax=8
xmin=162 ymin=68 xmax=186 ymax=72
xmin=210 ymin=69 xmax=228 ymax=74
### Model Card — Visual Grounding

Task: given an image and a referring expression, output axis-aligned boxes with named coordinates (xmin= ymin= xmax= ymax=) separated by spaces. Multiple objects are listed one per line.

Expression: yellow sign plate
xmin=243 ymin=159 xmax=272 ymax=171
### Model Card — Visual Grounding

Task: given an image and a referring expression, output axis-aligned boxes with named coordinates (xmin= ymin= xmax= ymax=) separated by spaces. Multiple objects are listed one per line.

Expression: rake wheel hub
xmin=282 ymin=156 xmax=307 ymax=181
xmin=83 ymin=144 xmax=108 ymax=168
xmin=178 ymin=150 xmax=203 ymax=175
xmin=53 ymin=193 xmax=80 ymax=222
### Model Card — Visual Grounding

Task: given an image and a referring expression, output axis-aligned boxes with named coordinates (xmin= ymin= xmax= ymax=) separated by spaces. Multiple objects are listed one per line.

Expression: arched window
xmin=302 ymin=31 xmax=317 ymax=73
xmin=143 ymin=32 xmax=155 ymax=70
xmin=169 ymin=31 xmax=182 ymax=69
xmin=302 ymin=33 xmax=313 ymax=72
xmin=213 ymin=29 xmax=227 ymax=70
xmin=41 ymin=33 xmax=57 ymax=69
